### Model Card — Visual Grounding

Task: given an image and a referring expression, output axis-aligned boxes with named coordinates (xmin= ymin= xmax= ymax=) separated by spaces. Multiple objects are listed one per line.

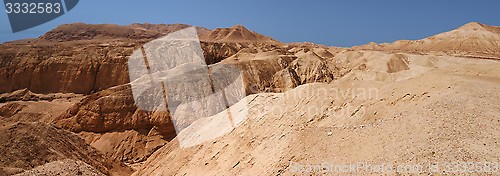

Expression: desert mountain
xmin=0 ymin=22 xmax=499 ymax=175
xmin=356 ymin=22 xmax=500 ymax=59
xmin=202 ymin=24 xmax=280 ymax=43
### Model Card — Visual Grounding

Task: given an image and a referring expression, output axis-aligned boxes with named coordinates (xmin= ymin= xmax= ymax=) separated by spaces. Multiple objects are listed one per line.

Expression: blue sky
xmin=1 ymin=0 xmax=499 ymax=46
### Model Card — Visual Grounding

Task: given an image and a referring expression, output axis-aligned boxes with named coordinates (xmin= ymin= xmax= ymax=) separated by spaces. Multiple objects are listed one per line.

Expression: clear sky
xmin=1 ymin=0 xmax=499 ymax=46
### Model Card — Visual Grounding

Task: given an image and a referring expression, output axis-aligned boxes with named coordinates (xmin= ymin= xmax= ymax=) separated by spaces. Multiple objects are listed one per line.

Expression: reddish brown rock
xmin=54 ymin=84 xmax=175 ymax=138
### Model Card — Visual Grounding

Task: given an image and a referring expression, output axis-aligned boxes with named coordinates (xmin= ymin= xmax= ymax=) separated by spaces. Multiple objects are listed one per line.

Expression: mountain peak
xmin=459 ymin=22 xmax=486 ymax=30
xmin=231 ymin=24 xmax=246 ymax=28
xmin=202 ymin=24 xmax=280 ymax=43
xmin=229 ymin=24 xmax=251 ymax=32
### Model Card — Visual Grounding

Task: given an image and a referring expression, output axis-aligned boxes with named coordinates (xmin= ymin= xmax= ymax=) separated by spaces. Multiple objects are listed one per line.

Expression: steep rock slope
xmin=0 ymin=41 xmax=136 ymax=94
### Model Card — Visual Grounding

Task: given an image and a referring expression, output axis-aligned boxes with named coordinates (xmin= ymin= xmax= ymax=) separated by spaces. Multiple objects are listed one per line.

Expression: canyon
xmin=0 ymin=22 xmax=499 ymax=175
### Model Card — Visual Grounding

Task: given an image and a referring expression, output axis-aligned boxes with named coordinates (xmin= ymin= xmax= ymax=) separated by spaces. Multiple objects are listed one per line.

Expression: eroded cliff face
xmin=0 ymin=23 xmax=207 ymax=94
xmin=49 ymin=84 xmax=174 ymax=162
xmin=0 ymin=41 xmax=136 ymax=94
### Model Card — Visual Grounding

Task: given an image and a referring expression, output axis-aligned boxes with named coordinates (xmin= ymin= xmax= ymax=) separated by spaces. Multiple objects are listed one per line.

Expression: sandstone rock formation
xmin=0 ymin=23 xmax=280 ymax=95
xmin=0 ymin=90 xmax=83 ymax=127
xmin=0 ymin=27 xmax=348 ymax=171
xmin=50 ymin=84 xmax=175 ymax=163
xmin=0 ymin=40 xmax=136 ymax=94
xmin=54 ymin=84 xmax=174 ymax=135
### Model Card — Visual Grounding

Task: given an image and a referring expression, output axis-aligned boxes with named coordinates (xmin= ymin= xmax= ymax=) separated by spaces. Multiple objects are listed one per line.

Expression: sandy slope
xmin=133 ymin=51 xmax=500 ymax=175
